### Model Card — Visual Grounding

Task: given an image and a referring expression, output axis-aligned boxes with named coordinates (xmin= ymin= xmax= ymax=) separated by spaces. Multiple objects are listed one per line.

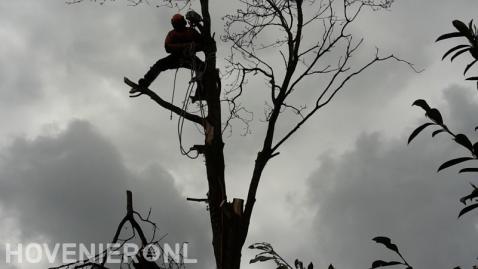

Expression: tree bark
xmin=198 ymin=1 xmax=249 ymax=268
xmin=197 ymin=1 xmax=229 ymax=268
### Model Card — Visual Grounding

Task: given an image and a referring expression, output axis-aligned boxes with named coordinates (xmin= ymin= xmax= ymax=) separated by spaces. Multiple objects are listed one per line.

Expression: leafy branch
xmin=409 ymin=99 xmax=478 ymax=218
xmin=409 ymin=19 xmax=478 ymax=218
xmin=436 ymin=20 xmax=478 ymax=82
xmin=248 ymin=242 xmax=334 ymax=269
xmin=370 ymin=236 xmax=412 ymax=269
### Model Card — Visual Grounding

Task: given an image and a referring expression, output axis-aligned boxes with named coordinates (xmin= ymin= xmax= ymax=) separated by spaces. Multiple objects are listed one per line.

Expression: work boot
xmin=130 ymin=78 xmax=148 ymax=94
xmin=129 ymin=78 xmax=148 ymax=93
xmin=138 ymin=78 xmax=149 ymax=89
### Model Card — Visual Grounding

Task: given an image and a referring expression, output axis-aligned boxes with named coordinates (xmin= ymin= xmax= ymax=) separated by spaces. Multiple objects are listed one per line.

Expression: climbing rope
xmin=177 ymin=79 xmax=198 ymax=159
xmin=170 ymin=68 xmax=180 ymax=120
xmin=180 ymin=47 xmax=223 ymax=160
xmin=175 ymin=45 xmax=208 ymax=159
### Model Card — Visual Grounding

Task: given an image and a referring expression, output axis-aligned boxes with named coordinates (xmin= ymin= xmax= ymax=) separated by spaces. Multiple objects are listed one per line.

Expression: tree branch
xmin=272 ymin=53 xmax=416 ymax=153
xmin=124 ymin=77 xmax=204 ymax=125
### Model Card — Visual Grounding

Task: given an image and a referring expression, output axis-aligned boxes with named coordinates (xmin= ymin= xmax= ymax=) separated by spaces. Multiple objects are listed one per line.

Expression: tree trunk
xmin=198 ymin=1 xmax=249 ymax=269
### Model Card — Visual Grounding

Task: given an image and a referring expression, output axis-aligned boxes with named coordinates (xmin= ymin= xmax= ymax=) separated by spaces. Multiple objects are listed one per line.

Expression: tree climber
xmin=134 ymin=13 xmax=206 ymax=102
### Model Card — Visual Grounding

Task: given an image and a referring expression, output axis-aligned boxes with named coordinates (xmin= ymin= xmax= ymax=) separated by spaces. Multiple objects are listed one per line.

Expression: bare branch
xmin=124 ymin=77 xmax=205 ymax=125
xmin=272 ymin=53 xmax=415 ymax=152
xmin=236 ymin=0 xmax=407 ymax=235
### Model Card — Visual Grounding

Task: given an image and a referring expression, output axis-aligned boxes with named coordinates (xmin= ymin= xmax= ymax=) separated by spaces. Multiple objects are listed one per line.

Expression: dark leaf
xmin=250 ymin=256 xmax=274 ymax=264
xmin=372 ymin=236 xmax=399 ymax=253
xmin=453 ymin=20 xmax=471 ymax=35
xmin=307 ymin=262 xmax=313 ymax=269
xmin=465 ymin=19 xmax=476 ymax=42
xmin=436 ymin=32 xmax=465 ymax=42
xmin=328 ymin=265 xmax=335 ymax=269
xmin=408 ymin=123 xmax=434 ymax=144
xmin=249 ymin=243 xmax=269 ymax=251
xmin=459 ymin=186 xmax=478 ymax=204
xmin=454 ymin=134 xmax=473 ymax=151
xmin=450 ymin=48 xmax=470 ymax=62
xmin=425 ymin=108 xmax=443 ymax=124
xmin=458 ymin=168 xmax=478 ymax=173
xmin=437 ymin=157 xmax=473 ymax=172
xmin=371 ymin=260 xmax=402 ymax=268
xmin=466 ymin=77 xmax=478 ymax=80
xmin=442 ymin=44 xmax=470 ymax=60
xmin=249 ymin=243 xmax=261 ymax=249
xmin=295 ymin=259 xmax=303 ymax=269
xmin=432 ymin=129 xmax=445 ymax=137
xmin=464 ymin=59 xmax=478 ymax=75
xmin=452 ymin=267 xmax=461 ymax=269
xmin=458 ymin=203 xmax=478 ymax=218
xmin=412 ymin=99 xmax=431 ymax=111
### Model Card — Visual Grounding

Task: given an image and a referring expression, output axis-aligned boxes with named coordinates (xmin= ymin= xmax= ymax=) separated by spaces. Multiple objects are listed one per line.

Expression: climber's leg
xmin=191 ymin=55 xmax=205 ymax=72
xmin=139 ymin=54 xmax=180 ymax=88
xmin=176 ymin=55 xmax=204 ymax=71
xmin=187 ymin=56 xmax=207 ymax=103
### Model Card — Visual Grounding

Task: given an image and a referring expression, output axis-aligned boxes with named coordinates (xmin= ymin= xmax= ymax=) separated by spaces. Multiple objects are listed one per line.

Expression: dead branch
xmin=124 ymin=77 xmax=205 ymax=125
xmin=50 ymin=191 xmax=182 ymax=269
xmin=221 ymin=0 xmax=413 ymax=237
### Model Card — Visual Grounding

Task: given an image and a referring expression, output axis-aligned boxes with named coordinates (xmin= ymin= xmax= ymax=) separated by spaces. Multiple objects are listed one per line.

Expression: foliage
xmin=409 ymin=19 xmax=478 ymax=218
xmin=251 ymin=19 xmax=478 ymax=269
xmin=436 ymin=20 xmax=478 ymax=82
xmin=370 ymin=237 xmax=412 ymax=269
xmin=248 ymin=242 xmax=334 ymax=269
xmin=248 ymin=238 xmax=414 ymax=269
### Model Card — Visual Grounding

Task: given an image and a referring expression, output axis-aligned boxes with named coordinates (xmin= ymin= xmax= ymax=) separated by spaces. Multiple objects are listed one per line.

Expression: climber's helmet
xmin=171 ymin=14 xmax=187 ymax=30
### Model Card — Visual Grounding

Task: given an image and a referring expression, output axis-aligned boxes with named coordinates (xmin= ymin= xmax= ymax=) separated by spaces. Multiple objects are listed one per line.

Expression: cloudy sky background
xmin=1 ymin=0 xmax=478 ymax=268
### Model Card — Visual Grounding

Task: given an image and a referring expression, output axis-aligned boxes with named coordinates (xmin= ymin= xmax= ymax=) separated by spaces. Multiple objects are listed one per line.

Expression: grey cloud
xmin=0 ymin=1 xmax=193 ymax=167
xmin=302 ymin=86 xmax=478 ymax=269
xmin=2 ymin=1 xmax=478 ymax=269
xmin=0 ymin=120 xmax=213 ymax=268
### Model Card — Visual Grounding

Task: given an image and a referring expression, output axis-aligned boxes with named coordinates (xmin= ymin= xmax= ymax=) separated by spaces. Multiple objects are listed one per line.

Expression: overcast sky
xmin=1 ymin=0 xmax=478 ymax=269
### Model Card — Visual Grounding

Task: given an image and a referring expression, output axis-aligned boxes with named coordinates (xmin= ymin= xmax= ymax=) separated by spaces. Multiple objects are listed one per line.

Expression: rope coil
xmin=175 ymin=45 xmax=208 ymax=159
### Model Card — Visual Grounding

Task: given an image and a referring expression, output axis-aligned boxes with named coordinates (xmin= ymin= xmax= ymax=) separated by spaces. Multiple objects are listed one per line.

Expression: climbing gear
xmin=170 ymin=68 xmax=180 ymax=120
xmin=135 ymin=13 xmax=211 ymax=158
xmin=186 ymin=10 xmax=202 ymax=26
xmin=186 ymin=44 xmax=207 ymax=103
xmin=189 ymin=71 xmax=205 ymax=103
xmin=174 ymin=44 xmax=209 ymax=159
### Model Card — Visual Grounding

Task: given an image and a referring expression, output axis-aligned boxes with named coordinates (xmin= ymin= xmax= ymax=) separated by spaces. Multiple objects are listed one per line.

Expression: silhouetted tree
xmin=50 ymin=191 xmax=184 ymax=269
xmin=404 ymin=18 xmax=478 ymax=269
xmin=66 ymin=1 xmax=414 ymax=268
